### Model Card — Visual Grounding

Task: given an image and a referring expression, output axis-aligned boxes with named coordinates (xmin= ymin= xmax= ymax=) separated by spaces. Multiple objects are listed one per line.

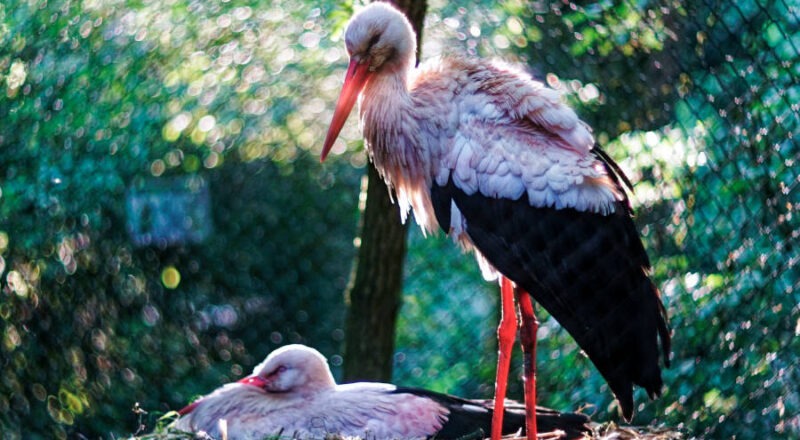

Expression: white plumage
xmin=172 ymin=344 xmax=591 ymax=440
xmin=416 ymin=57 xmax=623 ymax=229
xmin=175 ymin=345 xmax=448 ymax=440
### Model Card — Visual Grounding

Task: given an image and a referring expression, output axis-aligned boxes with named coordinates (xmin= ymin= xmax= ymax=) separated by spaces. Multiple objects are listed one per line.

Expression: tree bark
xmin=342 ymin=164 xmax=409 ymax=382
xmin=342 ymin=0 xmax=427 ymax=383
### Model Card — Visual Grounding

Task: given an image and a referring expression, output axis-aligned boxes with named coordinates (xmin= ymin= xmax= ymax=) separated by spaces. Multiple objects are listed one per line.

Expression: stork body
xmin=322 ymin=3 xmax=671 ymax=440
xmin=175 ymin=344 xmax=589 ymax=440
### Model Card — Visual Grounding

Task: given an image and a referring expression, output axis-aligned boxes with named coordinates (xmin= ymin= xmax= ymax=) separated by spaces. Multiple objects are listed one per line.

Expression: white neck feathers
xmin=360 ymin=70 xmax=439 ymax=234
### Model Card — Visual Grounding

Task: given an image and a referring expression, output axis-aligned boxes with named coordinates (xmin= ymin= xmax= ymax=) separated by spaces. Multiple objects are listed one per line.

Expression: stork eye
xmin=268 ymin=365 xmax=287 ymax=377
xmin=367 ymin=33 xmax=380 ymax=49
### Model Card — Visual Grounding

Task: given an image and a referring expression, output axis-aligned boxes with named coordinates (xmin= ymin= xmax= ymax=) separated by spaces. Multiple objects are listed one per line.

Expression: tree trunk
xmin=342 ymin=164 xmax=409 ymax=382
xmin=342 ymin=0 xmax=427 ymax=383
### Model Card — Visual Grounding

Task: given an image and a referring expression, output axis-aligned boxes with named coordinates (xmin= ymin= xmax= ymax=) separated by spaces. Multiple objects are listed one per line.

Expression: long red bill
xmin=177 ymin=399 xmax=200 ymax=416
xmin=238 ymin=375 xmax=267 ymax=388
xmin=320 ymin=59 xmax=372 ymax=162
xmin=176 ymin=375 xmax=267 ymax=416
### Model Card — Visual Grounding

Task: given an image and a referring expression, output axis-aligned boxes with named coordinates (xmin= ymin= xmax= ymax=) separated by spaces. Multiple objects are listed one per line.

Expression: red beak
xmin=238 ymin=375 xmax=268 ymax=389
xmin=321 ymin=59 xmax=373 ymax=162
xmin=177 ymin=375 xmax=268 ymax=416
xmin=177 ymin=400 xmax=200 ymax=416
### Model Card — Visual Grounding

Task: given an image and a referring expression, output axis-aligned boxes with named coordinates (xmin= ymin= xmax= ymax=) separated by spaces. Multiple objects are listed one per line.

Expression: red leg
xmin=515 ymin=288 xmax=539 ymax=440
xmin=492 ymin=276 xmax=517 ymax=440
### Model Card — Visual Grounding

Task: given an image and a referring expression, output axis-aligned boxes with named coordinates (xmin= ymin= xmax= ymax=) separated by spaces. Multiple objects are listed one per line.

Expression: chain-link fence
xmin=397 ymin=0 xmax=799 ymax=438
xmin=1 ymin=1 xmax=363 ymax=435
xmin=1 ymin=0 xmax=797 ymax=438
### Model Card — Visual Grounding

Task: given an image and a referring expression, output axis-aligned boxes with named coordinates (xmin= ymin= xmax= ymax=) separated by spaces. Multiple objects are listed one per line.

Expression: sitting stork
xmin=175 ymin=344 xmax=590 ymax=439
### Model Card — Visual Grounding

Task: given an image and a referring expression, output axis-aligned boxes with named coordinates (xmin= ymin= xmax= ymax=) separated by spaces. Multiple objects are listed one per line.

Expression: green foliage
xmin=1 ymin=0 xmax=798 ymax=438
xmin=0 ymin=0 xmax=360 ymax=438
xmin=396 ymin=230 xmax=499 ymax=397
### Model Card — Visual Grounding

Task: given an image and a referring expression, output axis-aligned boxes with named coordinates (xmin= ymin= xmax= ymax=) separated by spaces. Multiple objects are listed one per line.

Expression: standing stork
xmin=321 ymin=3 xmax=671 ymax=440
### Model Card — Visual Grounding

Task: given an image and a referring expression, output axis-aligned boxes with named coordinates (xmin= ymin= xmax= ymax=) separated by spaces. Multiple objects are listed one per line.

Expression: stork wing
xmin=311 ymin=384 xmax=449 ymax=438
xmin=454 ymin=58 xmax=595 ymax=155
xmin=430 ymin=160 xmax=671 ymax=420
xmin=391 ymin=387 xmax=591 ymax=439
xmin=417 ymin=57 xmax=669 ymax=418
xmin=417 ymin=58 xmax=624 ymax=216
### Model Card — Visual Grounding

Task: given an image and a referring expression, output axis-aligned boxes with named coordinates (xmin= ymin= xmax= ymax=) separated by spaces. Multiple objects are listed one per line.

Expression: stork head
xmin=238 ymin=344 xmax=336 ymax=395
xmin=344 ymin=2 xmax=416 ymax=74
xmin=321 ymin=2 xmax=416 ymax=161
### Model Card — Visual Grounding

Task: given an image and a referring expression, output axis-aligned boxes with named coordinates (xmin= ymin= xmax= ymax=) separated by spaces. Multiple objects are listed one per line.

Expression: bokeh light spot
xmin=161 ymin=266 xmax=181 ymax=289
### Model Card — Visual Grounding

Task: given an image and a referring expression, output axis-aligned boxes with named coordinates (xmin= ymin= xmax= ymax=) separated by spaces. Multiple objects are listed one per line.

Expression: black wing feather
xmin=390 ymin=387 xmax=590 ymax=439
xmin=593 ymin=145 xmax=635 ymax=193
xmin=430 ymin=149 xmax=671 ymax=420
